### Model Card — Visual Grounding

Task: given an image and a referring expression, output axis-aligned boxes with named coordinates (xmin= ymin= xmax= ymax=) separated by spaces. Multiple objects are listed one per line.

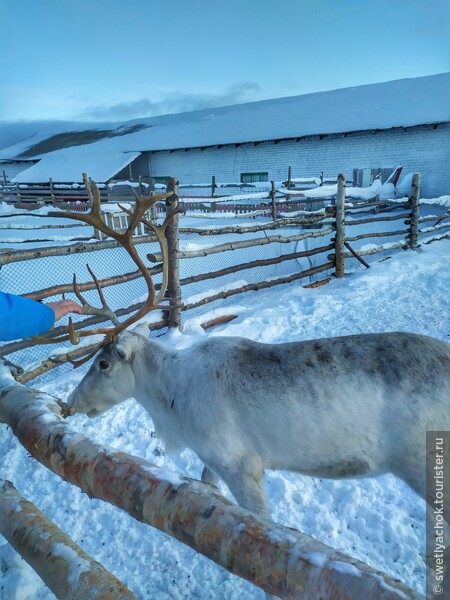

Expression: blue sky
xmin=0 ymin=0 xmax=449 ymax=124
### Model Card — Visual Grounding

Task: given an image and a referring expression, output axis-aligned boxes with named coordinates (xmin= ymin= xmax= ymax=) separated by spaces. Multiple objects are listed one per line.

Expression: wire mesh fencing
xmin=1 ymin=172 xmax=449 ymax=386
xmin=0 ymin=237 xmax=165 ymax=385
xmin=0 ymin=203 xmax=334 ymax=385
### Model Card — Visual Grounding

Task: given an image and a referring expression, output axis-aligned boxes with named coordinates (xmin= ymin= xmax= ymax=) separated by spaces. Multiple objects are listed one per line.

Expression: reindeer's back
xmin=202 ymin=332 xmax=450 ymax=395
xmin=192 ymin=332 xmax=450 ymax=472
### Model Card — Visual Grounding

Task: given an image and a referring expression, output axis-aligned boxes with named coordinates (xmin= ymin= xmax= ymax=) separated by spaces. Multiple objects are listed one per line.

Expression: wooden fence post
xmin=271 ymin=181 xmax=277 ymax=221
xmin=166 ymin=177 xmax=182 ymax=329
xmin=334 ymin=173 xmax=346 ymax=278
xmin=150 ymin=189 xmax=157 ymax=221
xmin=15 ymin=182 xmax=22 ymax=208
xmin=49 ymin=178 xmax=55 ymax=205
xmin=409 ymin=173 xmax=421 ymax=250
xmin=211 ymin=175 xmax=216 ymax=197
xmin=286 ymin=166 xmax=292 ymax=202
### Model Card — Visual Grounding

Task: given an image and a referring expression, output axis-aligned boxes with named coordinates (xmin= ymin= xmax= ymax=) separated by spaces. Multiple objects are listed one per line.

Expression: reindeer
xmin=68 ymin=329 xmax=450 ymax=520
xmin=44 ymin=177 xmax=450 ymax=563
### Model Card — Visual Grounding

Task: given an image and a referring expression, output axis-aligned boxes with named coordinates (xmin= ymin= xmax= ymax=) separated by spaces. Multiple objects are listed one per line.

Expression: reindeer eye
xmin=99 ymin=359 xmax=110 ymax=371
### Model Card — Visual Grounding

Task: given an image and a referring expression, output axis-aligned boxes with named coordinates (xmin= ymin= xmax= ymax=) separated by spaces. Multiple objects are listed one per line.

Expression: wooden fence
xmin=1 ymin=173 xmax=449 ymax=384
xmin=0 ymin=178 xmax=149 ymax=209
xmin=0 ymin=166 xmax=352 ymax=212
xmin=0 ymin=173 xmax=445 ymax=598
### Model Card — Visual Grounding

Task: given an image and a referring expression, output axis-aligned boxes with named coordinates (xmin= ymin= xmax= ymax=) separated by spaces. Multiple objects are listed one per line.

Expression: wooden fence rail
xmin=0 ymin=234 xmax=157 ymax=267
xmin=0 ymin=171 xmax=443 ymax=599
xmin=148 ymin=228 xmax=334 ymax=263
xmin=182 ymin=263 xmax=336 ymax=313
xmin=0 ymin=172 xmax=441 ymax=381
xmin=22 ymin=264 xmax=163 ymax=302
xmin=0 ymin=480 xmax=137 ymax=599
xmin=342 ymin=241 xmax=408 ymax=259
xmin=179 ymin=214 xmax=331 ymax=235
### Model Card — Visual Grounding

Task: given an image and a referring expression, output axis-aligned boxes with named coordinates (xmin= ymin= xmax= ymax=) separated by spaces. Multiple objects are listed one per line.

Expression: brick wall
xmin=149 ymin=123 xmax=450 ymax=197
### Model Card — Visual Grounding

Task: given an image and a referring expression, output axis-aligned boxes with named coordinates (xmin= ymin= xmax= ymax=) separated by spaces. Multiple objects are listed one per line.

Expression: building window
xmin=153 ymin=176 xmax=171 ymax=185
xmin=240 ymin=172 xmax=269 ymax=184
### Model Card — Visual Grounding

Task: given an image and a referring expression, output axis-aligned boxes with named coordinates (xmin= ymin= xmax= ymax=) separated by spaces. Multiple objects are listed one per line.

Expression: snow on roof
xmin=126 ymin=73 xmax=450 ymax=151
xmin=4 ymin=73 xmax=450 ymax=183
xmin=12 ymin=147 xmax=140 ymax=183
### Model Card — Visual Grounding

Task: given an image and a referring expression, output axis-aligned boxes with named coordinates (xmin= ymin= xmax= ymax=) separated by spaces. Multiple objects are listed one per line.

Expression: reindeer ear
xmin=132 ymin=322 xmax=150 ymax=338
xmin=114 ymin=337 xmax=134 ymax=361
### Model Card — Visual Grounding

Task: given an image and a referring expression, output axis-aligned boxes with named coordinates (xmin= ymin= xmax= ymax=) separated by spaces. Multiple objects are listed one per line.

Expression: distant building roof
xmin=128 ymin=72 xmax=450 ymax=151
xmin=12 ymin=148 xmax=140 ymax=183
xmin=3 ymin=73 xmax=449 ymax=183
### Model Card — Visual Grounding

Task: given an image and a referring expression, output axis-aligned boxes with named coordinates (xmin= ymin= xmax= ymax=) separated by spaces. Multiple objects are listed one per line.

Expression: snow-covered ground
xmin=1 ymin=237 xmax=449 ymax=599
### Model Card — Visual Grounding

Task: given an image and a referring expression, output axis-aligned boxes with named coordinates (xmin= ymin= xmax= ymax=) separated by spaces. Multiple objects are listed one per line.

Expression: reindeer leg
xmin=201 ymin=457 xmax=276 ymax=598
xmin=201 ymin=465 xmax=220 ymax=487
xmin=210 ymin=454 xmax=269 ymax=519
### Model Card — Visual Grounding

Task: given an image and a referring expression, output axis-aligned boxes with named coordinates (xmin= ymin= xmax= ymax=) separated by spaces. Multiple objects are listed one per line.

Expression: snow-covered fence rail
xmin=0 ymin=369 xmax=423 ymax=600
xmin=0 ymin=480 xmax=137 ymax=599
xmin=0 ymin=234 xmax=158 ymax=264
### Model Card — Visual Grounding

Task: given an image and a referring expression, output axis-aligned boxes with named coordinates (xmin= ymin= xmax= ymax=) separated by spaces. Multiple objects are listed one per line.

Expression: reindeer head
xmin=67 ymin=330 xmax=146 ymax=417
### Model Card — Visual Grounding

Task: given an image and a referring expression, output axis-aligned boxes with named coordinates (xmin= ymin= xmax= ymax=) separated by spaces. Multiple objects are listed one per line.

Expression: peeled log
xmin=0 ymin=366 xmax=423 ymax=600
xmin=0 ymin=480 xmax=136 ymax=599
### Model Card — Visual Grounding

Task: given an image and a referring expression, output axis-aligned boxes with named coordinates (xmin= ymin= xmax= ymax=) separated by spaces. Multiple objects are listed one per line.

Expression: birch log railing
xmin=0 ymin=365 xmax=423 ymax=600
xmin=0 ymin=480 xmax=137 ymax=599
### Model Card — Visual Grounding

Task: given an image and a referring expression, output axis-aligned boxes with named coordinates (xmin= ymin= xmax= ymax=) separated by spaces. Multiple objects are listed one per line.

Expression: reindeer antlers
xmin=72 ymin=265 xmax=120 ymax=326
xmin=35 ymin=174 xmax=180 ymax=366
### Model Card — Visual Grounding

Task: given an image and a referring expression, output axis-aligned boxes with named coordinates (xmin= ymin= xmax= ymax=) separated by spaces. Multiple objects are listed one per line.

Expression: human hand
xmin=45 ymin=299 xmax=82 ymax=323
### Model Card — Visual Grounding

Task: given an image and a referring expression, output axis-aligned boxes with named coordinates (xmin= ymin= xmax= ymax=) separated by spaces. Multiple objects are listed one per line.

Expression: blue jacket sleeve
xmin=0 ymin=292 xmax=55 ymax=341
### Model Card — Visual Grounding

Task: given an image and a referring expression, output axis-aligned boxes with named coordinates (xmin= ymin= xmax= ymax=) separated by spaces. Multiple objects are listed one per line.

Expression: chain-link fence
xmin=1 ymin=173 xmax=449 ymax=387
xmin=0 ymin=202 xmax=334 ymax=385
xmin=0 ymin=236 xmax=165 ymax=385
xmin=176 ymin=212 xmax=333 ymax=320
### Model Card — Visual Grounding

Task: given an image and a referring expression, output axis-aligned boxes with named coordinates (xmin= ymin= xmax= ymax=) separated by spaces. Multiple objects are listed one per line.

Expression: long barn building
xmin=1 ymin=73 xmax=449 ymax=197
